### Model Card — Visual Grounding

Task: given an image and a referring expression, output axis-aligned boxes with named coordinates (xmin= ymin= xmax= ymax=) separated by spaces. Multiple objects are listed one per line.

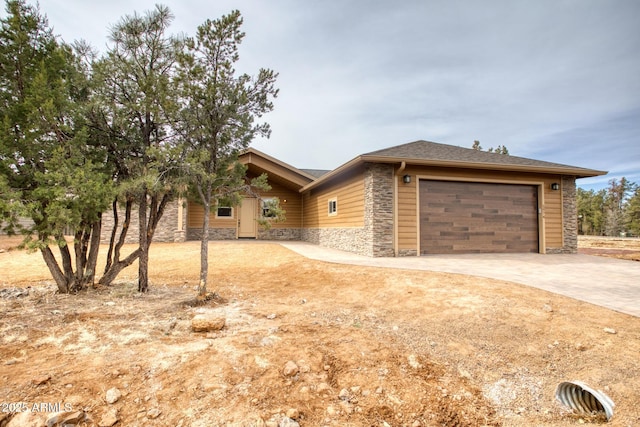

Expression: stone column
xmin=561 ymin=176 xmax=578 ymax=253
xmin=364 ymin=163 xmax=395 ymax=257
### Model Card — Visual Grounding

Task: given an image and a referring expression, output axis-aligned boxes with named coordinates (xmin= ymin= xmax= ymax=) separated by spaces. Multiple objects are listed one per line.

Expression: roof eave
xmin=361 ymin=155 xmax=608 ymax=178
xmin=299 ymin=156 xmax=364 ymax=192
xmin=300 ymin=155 xmax=607 ymax=192
xmin=241 ymin=148 xmax=317 ymax=184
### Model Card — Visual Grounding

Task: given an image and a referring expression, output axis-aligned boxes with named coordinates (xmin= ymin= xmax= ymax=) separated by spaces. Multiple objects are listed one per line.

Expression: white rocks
xmin=45 ymin=411 xmax=85 ymax=427
xmin=282 ymin=361 xmax=299 ymax=377
xmin=6 ymin=411 xmax=45 ymax=427
xmin=408 ymin=354 xmax=422 ymax=369
xmin=285 ymin=408 xmax=299 ymax=420
xmin=146 ymin=408 xmax=161 ymax=419
xmin=279 ymin=418 xmax=299 ymax=427
xmin=105 ymin=387 xmax=122 ymax=404
xmin=603 ymin=327 xmax=617 ymax=334
xmin=98 ymin=409 xmax=118 ymax=427
xmin=191 ymin=314 xmax=225 ymax=332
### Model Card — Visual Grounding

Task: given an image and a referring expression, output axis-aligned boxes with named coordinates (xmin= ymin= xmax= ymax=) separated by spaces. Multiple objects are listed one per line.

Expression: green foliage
xmin=0 ymin=0 xmax=109 ymax=239
xmin=578 ymin=178 xmax=639 ymax=236
xmin=176 ymin=10 xmax=278 ymax=295
xmin=626 ymin=187 xmax=640 ymax=236
xmin=1 ymin=3 xmax=279 ymax=293
xmin=176 ymin=10 xmax=278 ymax=204
xmin=0 ymin=0 xmax=112 ymax=292
xmin=577 ymin=188 xmax=606 ymax=235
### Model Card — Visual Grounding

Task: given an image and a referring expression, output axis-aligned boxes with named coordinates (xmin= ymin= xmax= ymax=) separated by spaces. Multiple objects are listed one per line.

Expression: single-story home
xmin=101 ymin=140 xmax=606 ymax=256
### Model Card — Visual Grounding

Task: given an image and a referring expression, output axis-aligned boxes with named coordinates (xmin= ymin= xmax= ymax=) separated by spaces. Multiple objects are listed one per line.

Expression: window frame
xmin=261 ymin=197 xmax=278 ymax=218
xmin=215 ymin=206 xmax=234 ymax=219
xmin=328 ymin=197 xmax=338 ymax=216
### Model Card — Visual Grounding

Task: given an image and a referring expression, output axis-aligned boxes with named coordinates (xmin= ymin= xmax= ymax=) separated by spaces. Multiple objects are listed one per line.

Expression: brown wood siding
xmin=303 ymin=168 xmax=365 ymax=228
xmin=187 ymin=201 xmax=236 ymax=229
xmin=187 ymin=182 xmax=302 ymax=230
xmin=259 ymin=180 xmax=303 ymax=228
xmin=419 ymin=180 xmax=538 ymax=254
xmin=396 ymin=166 xmax=563 ymax=253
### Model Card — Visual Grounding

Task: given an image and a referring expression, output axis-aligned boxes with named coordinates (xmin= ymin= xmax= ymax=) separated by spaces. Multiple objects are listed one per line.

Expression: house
xmin=102 ymin=140 xmax=606 ymax=256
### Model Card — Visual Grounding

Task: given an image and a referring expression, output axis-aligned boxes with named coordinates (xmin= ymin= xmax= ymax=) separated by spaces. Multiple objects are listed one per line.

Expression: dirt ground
xmin=578 ymin=236 xmax=640 ymax=262
xmin=0 ymin=236 xmax=639 ymax=427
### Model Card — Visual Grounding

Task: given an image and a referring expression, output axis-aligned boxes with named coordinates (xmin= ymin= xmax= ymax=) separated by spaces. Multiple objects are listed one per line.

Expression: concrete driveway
xmin=279 ymin=242 xmax=640 ymax=318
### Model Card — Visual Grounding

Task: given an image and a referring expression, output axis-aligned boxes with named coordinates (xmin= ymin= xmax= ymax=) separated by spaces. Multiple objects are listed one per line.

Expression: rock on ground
xmin=191 ymin=314 xmax=226 ymax=332
xmin=98 ymin=409 xmax=118 ymax=427
xmin=282 ymin=361 xmax=299 ymax=377
xmin=105 ymin=387 xmax=122 ymax=404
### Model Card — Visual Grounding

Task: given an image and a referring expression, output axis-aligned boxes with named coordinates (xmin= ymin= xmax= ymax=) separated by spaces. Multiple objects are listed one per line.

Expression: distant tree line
xmin=578 ymin=178 xmax=640 ymax=237
xmin=472 ymin=140 xmax=509 ymax=155
xmin=0 ymin=0 xmax=279 ymax=294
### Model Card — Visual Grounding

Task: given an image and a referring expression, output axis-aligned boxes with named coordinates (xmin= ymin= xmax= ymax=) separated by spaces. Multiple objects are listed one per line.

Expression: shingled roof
xmin=301 ymin=140 xmax=606 ymax=192
xmin=364 ymin=140 xmax=603 ymax=172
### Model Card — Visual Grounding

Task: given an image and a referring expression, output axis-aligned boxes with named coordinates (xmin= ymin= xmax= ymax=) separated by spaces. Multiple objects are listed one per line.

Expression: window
xmin=215 ymin=206 xmax=233 ymax=218
xmin=328 ymin=198 xmax=338 ymax=216
xmin=261 ymin=198 xmax=277 ymax=218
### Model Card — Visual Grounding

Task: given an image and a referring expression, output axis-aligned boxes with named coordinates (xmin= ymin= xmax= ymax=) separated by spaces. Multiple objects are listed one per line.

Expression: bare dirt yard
xmin=578 ymin=236 xmax=640 ymax=262
xmin=0 ymin=237 xmax=639 ymax=426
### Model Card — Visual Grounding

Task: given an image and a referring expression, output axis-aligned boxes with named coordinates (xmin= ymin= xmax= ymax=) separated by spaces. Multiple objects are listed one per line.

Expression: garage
xmin=419 ymin=180 xmax=539 ymax=254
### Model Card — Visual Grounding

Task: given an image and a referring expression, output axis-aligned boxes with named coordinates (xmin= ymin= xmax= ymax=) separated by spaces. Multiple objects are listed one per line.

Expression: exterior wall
xmin=301 ymin=166 xmax=368 ymax=254
xmin=301 ymin=227 xmax=367 ymax=254
xmin=258 ymin=179 xmax=303 ymax=231
xmin=546 ymin=175 xmax=577 ymax=254
xmin=185 ymin=178 xmax=304 ymax=241
xmin=101 ymin=198 xmax=185 ymax=244
xmin=186 ymin=200 xmax=237 ymax=240
xmin=302 ymin=167 xmax=365 ymax=228
xmin=258 ymin=228 xmax=301 ymax=240
xmin=364 ymin=163 xmax=395 ymax=256
xmin=301 ymin=163 xmax=395 ymax=257
xmin=397 ymin=166 xmax=566 ymax=255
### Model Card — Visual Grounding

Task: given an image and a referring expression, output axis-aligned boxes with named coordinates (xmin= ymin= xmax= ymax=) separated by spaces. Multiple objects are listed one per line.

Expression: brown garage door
xmin=420 ymin=180 xmax=539 ymax=254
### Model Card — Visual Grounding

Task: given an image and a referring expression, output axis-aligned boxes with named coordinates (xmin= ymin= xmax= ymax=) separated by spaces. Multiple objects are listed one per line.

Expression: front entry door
xmin=238 ymin=198 xmax=257 ymax=238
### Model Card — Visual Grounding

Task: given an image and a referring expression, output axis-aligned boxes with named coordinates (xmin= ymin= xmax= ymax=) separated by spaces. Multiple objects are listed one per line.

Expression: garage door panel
xmin=420 ymin=180 xmax=538 ymax=254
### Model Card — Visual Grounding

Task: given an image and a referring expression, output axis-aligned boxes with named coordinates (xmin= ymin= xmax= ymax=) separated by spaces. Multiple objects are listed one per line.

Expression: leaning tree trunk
xmin=38 ymin=216 xmax=104 ymax=294
xmin=41 ymin=246 xmax=71 ymax=293
xmin=100 ymin=198 xmax=138 ymax=286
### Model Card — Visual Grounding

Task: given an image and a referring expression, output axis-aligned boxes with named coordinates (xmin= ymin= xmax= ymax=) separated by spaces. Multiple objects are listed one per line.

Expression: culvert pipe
xmin=555 ymin=381 xmax=615 ymax=421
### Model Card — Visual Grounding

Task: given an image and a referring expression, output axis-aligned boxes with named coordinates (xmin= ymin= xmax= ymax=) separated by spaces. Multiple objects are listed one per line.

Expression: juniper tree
xmin=0 ymin=0 xmax=112 ymax=293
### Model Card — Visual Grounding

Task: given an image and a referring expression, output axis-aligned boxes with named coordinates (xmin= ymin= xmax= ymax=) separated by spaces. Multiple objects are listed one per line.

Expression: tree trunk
xmin=104 ymin=199 xmax=119 ymax=273
xmin=41 ymin=247 xmax=69 ymax=293
xmin=85 ymin=217 xmax=102 ymax=285
xmin=138 ymin=191 xmax=149 ymax=292
xmin=198 ymin=195 xmax=210 ymax=297
xmin=98 ymin=248 xmax=140 ymax=286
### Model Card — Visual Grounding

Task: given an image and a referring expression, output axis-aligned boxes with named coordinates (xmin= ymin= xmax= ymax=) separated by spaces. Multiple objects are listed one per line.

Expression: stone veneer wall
xmin=101 ymin=199 xmax=185 ymax=244
xmin=187 ymin=227 xmax=236 ymax=241
xmin=301 ymin=228 xmax=368 ymax=254
xmin=397 ymin=249 xmax=418 ymax=257
xmin=258 ymin=228 xmax=301 ymax=240
xmin=363 ymin=163 xmax=395 ymax=257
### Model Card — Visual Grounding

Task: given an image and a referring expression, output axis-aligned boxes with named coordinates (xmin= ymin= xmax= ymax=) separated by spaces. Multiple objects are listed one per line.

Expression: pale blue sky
xmin=27 ymin=1 xmax=640 ymax=189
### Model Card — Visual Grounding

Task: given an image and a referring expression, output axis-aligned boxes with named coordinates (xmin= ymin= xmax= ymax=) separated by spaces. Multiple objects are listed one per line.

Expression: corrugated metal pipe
xmin=555 ymin=381 xmax=615 ymax=421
